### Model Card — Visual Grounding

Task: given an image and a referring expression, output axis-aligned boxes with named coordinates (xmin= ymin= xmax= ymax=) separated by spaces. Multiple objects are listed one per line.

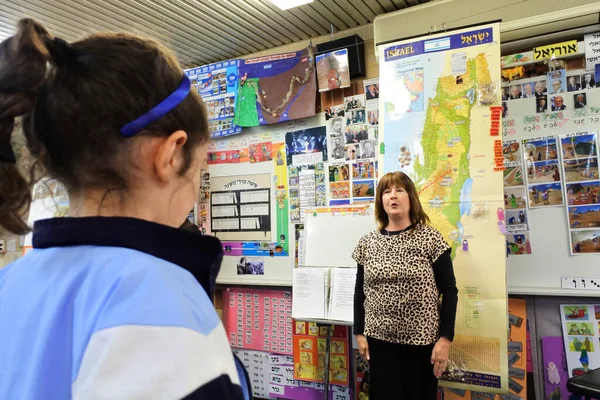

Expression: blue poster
xmin=185 ymin=59 xmax=242 ymax=138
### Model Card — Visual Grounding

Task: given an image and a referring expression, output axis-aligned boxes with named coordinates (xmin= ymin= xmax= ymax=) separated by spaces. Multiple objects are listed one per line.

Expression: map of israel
xmin=380 ymin=24 xmax=509 ymax=394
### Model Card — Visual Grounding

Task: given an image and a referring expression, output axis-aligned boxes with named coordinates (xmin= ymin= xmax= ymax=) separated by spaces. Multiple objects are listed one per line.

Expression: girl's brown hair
xmin=0 ymin=19 xmax=209 ymax=234
xmin=374 ymin=171 xmax=430 ymax=230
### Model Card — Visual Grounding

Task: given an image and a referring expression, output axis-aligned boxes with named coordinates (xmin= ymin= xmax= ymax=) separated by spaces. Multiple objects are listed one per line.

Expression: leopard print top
xmin=352 ymin=224 xmax=450 ymax=345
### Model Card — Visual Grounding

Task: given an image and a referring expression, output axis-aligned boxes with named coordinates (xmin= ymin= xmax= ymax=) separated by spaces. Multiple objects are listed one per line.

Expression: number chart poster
xmin=184 ymin=59 xmax=242 ymax=138
xmin=235 ymin=47 xmax=316 ymax=127
xmin=379 ymin=23 xmax=509 ymax=392
xmin=223 ymin=287 xmax=292 ymax=355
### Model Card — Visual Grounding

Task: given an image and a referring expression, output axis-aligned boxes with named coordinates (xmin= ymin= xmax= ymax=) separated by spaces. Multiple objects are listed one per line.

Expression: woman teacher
xmin=352 ymin=171 xmax=458 ymax=399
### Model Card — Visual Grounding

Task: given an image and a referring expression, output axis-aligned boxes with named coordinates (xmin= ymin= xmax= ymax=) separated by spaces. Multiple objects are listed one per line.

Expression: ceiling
xmin=0 ymin=0 xmax=429 ymax=67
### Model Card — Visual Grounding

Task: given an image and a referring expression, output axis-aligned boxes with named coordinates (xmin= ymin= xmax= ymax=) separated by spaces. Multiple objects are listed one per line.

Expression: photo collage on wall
xmin=558 ymin=131 xmax=600 ymax=255
xmin=502 ymin=140 xmax=532 ymax=255
xmin=501 ymin=68 xmax=598 ymax=118
xmin=521 ymin=136 xmax=564 ymax=209
xmin=327 ymin=86 xmax=379 ymax=206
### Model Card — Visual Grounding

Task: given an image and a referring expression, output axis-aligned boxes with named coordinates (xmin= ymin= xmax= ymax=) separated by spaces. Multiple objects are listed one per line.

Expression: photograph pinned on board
xmin=504 ymin=186 xmax=527 ymax=209
xmin=504 ymin=166 xmax=524 ymax=187
xmin=367 ymin=109 xmax=379 ymax=125
xmin=506 ymin=232 xmax=532 ymax=255
xmin=345 ymin=144 xmax=360 ymax=161
xmin=505 ymin=209 xmax=528 ymax=227
xmin=533 ymin=80 xmax=547 ymax=96
xmin=574 ymin=93 xmax=587 ymax=109
xmin=564 ymin=305 xmax=590 ymax=320
xmin=316 ymin=48 xmax=351 ymax=92
xmin=236 ymin=256 xmax=264 ymax=275
xmin=344 ymin=94 xmax=365 ymax=111
xmin=566 ymin=321 xmax=594 ymax=336
xmin=329 ymin=164 xmax=350 ymax=182
xmin=568 ymin=205 xmax=600 ymax=229
xmin=581 ymin=72 xmax=596 ymax=90
xmin=595 ymin=306 xmax=600 ymax=320
xmin=346 ymin=109 xmax=366 ymax=125
xmin=568 ymin=336 xmax=595 ymax=353
xmin=563 ymin=158 xmax=600 ymax=183
xmin=521 ymin=82 xmax=536 ymax=99
xmin=364 ymin=79 xmax=379 ymax=101
xmin=507 ymin=84 xmax=522 ymax=100
xmin=566 ymin=181 xmax=600 ymax=206
xmin=550 ymin=95 xmax=567 ymax=111
xmin=344 ymin=124 xmax=369 ymax=145
xmin=503 ymin=141 xmax=521 ymax=166
xmin=536 ymin=95 xmax=548 ymax=113
xmin=329 ymin=135 xmax=346 ymax=161
xmin=526 ymin=160 xmax=561 ymax=184
xmin=325 ymin=104 xmax=345 ymax=120
xmin=329 ymin=182 xmax=350 ymax=199
xmin=352 ymin=161 xmax=376 ymax=180
xmin=285 ymin=126 xmax=327 ymax=166
xmin=571 ymin=229 xmax=600 ymax=254
xmin=567 ymin=75 xmax=582 ymax=92
xmin=528 ymin=182 xmax=564 ymax=207
xmin=328 ymin=117 xmax=343 ymax=137
xmin=502 ymin=101 xmax=508 ymax=118
xmin=548 ymin=69 xmax=567 ymax=95
xmin=360 ymin=139 xmax=377 ymax=159
xmin=352 ymin=179 xmax=375 ymax=198
xmin=523 ymin=138 xmax=558 ymax=162
xmin=561 ymin=133 xmax=597 ymax=160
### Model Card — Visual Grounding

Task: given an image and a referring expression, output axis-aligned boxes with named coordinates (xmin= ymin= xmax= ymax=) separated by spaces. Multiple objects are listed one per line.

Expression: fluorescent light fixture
xmin=268 ymin=0 xmax=314 ymax=11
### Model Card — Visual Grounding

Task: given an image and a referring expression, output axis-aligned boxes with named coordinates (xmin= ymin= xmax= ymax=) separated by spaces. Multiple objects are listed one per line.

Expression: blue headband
xmin=120 ymin=74 xmax=191 ymax=137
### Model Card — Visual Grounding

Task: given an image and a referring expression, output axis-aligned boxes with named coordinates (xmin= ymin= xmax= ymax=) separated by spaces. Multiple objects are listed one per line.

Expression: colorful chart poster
xmin=223 ymin=288 xmax=292 ymax=355
xmin=316 ymin=48 xmax=351 ymax=92
xmin=521 ymin=136 xmax=564 ymax=208
xmin=558 ymin=131 xmax=600 ymax=254
xmin=443 ymin=298 xmax=527 ymax=400
xmin=235 ymin=47 xmax=316 ymax=127
xmin=379 ymin=23 xmax=509 ymax=392
xmin=184 ymin=60 xmax=242 ymax=138
xmin=560 ymin=304 xmax=600 ymax=377
xmin=292 ymin=321 xmax=349 ymax=385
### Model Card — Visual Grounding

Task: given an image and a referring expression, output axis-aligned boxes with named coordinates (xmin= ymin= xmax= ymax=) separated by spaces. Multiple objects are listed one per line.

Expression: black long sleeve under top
xmin=353 ymin=229 xmax=458 ymax=342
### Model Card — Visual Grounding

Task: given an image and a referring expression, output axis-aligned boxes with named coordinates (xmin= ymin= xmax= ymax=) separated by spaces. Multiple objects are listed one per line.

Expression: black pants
xmin=367 ymin=336 xmax=438 ymax=400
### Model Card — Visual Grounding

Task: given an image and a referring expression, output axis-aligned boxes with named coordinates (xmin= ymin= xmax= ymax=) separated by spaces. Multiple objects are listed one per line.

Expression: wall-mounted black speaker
xmin=316 ymin=34 xmax=366 ymax=79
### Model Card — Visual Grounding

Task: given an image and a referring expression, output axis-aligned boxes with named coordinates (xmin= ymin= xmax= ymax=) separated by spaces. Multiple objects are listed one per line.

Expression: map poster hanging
xmin=379 ymin=23 xmax=509 ymax=393
xmin=235 ymin=47 xmax=316 ymax=127
xmin=184 ymin=60 xmax=242 ymax=139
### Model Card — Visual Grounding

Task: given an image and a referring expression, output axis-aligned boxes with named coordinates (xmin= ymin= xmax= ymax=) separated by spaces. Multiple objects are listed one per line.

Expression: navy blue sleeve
xmin=433 ymin=249 xmax=458 ymax=341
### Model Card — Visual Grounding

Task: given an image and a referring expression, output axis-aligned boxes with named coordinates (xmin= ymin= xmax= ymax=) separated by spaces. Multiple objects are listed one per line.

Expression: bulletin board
xmin=212 ymin=115 xmax=325 ymax=286
xmin=501 ymin=69 xmax=600 ymax=296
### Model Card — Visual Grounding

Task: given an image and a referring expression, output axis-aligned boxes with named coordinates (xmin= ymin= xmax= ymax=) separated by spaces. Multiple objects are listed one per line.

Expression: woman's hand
xmin=431 ymin=337 xmax=451 ymax=378
xmin=356 ymin=334 xmax=369 ymax=360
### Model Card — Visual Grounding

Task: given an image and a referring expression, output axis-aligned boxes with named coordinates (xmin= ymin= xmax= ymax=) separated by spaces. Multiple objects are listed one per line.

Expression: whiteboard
xmin=503 ymin=69 xmax=600 ymax=296
xmin=303 ymin=210 xmax=376 ymax=268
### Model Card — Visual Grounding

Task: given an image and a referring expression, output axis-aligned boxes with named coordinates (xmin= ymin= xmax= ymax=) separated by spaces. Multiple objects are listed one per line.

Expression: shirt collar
xmin=32 ymin=217 xmax=223 ymax=297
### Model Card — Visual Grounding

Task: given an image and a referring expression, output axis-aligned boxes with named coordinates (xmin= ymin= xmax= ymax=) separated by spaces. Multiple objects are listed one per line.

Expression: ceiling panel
xmin=0 ymin=0 xmax=429 ymax=67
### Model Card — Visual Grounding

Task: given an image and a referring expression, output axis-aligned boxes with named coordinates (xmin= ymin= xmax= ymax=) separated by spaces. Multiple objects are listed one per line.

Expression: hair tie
xmin=49 ymin=37 xmax=72 ymax=65
xmin=0 ymin=140 xmax=16 ymax=164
